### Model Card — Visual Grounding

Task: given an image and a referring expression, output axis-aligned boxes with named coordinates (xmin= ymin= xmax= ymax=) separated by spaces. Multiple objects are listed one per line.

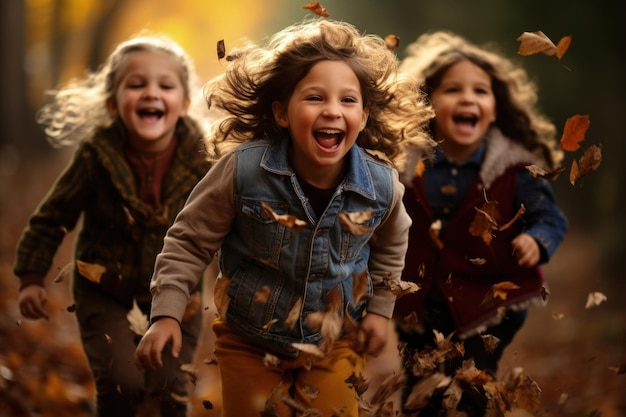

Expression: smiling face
xmin=429 ymin=59 xmax=496 ymax=162
xmin=272 ymin=60 xmax=369 ymax=188
xmin=106 ymin=49 xmax=189 ymax=152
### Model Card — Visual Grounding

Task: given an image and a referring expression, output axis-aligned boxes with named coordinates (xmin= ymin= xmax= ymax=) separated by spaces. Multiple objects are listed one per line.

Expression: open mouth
xmin=314 ymin=129 xmax=344 ymax=150
xmin=137 ymin=108 xmax=164 ymax=120
xmin=452 ymin=114 xmax=478 ymax=127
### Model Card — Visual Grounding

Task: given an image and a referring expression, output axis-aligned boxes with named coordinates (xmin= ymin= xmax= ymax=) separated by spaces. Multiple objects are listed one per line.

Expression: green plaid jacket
xmin=14 ymin=117 xmax=211 ymax=307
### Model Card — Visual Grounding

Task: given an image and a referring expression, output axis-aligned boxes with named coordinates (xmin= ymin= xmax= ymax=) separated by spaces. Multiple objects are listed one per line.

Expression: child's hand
xmin=511 ymin=233 xmax=540 ymax=267
xmin=19 ymin=285 xmax=49 ymax=320
xmin=356 ymin=313 xmax=389 ymax=357
xmin=134 ymin=317 xmax=182 ymax=370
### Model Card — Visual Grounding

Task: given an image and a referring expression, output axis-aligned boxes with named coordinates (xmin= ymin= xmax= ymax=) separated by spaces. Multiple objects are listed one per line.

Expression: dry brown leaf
xmin=76 ymin=260 xmax=106 ymax=284
xmin=556 ymin=35 xmax=572 ymax=59
xmin=262 ymin=318 xmax=279 ymax=332
xmin=302 ymin=1 xmax=330 ymax=17
xmin=429 ymin=219 xmax=444 ymax=250
xmin=481 ymin=334 xmax=501 ymax=354
xmin=384 ymin=34 xmax=400 ymax=51
xmin=569 ymin=144 xmax=602 ymax=185
xmin=525 ymin=164 xmax=566 ymax=180
xmin=499 ymin=204 xmax=526 ymax=231
xmin=369 ymin=372 xmax=405 ymax=405
xmin=560 ymin=114 xmax=590 ymax=152
xmin=263 ymin=353 xmax=280 ymax=367
xmin=480 ymin=281 xmax=521 ymax=307
xmin=217 ymin=39 xmax=225 ymax=60
xmin=338 ymin=210 xmax=372 ymax=236
xmin=284 ymin=297 xmax=303 ymax=330
xmin=383 ymin=277 xmax=420 ymax=298
xmin=179 ymin=363 xmax=199 ymax=385
xmin=291 ymin=342 xmax=325 ymax=357
xmin=517 ymin=31 xmax=557 ymax=56
xmin=214 ymin=276 xmax=231 ymax=319
xmin=261 ymin=201 xmax=307 ymax=232
xmin=405 ymin=372 xmax=451 ymax=410
xmin=127 ymin=299 xmax=149 ymax=336
xmin=584 ymin=291 xmax=607 ymax=309
xmin=469 ymin=201 xmax=499 ymax=245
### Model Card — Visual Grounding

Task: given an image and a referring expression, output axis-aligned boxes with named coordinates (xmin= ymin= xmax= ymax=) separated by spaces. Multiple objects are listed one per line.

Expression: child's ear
xmin=272 ymin=101 xmax=289 ymax=128
xmin=106 ymin=97 xmax=118 ymax=117
xmin=360 ymin=109 xmax=369 ymax=131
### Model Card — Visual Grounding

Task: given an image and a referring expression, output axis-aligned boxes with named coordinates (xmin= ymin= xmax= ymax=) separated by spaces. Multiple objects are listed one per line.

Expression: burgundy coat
xmin=394 ymin=131 xmax=545 ymax=338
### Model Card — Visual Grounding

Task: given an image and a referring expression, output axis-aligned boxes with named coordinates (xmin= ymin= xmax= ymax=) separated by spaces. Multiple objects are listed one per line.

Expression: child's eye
xmin=128 ymin=83 xmax=145 ymax=89
xmin=305 ymin=96 xmax=322 ymax=101
xmin=160 ymin=84 xmax=175 ymax=90
xmin=342 ymin=97 xmax=358 ymax=103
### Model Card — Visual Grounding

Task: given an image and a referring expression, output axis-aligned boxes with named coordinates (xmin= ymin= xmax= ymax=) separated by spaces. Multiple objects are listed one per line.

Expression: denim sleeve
xmin=515 ymin=170 xmax=568 ymax=263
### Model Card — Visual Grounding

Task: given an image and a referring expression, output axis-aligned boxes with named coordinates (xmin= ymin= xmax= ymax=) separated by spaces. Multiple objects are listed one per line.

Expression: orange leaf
xmin=517 ymin=31 xmax=557 ymax=56
xmin=569 ymin=144 xmax=602 ymax=185
xmin=556 ymin=35 xmax=572 ymax=59
xmin=384 ymin=34 xmax=400 ymax=51
xmin=560 ymin=114 xmax=590 ymax=151
xmin=302 ymin=2 xmax=330 ymax=17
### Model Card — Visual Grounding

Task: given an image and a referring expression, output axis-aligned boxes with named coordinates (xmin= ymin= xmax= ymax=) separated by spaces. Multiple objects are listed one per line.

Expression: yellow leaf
xmin=127 ymin=299 xmax=149 ymax=336
xmin=517 ymin=31 xmax=557 ymax=56
xmin=76 ymin=260 xmax=106 ymax=284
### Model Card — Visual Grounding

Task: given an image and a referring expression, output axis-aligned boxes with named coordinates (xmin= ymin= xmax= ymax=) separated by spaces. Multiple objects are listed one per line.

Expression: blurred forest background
xmin=0 ymin=0 xmax=624 ymax=416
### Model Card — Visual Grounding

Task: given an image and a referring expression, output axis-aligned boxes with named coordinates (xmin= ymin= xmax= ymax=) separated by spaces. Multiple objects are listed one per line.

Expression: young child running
xmin=393 ymin=30 xmax=568 ymax=412
xmin=14 ymin=34 xmax=211 ymax=417
xmin=135 ymin=18 xmax=435 ymax=417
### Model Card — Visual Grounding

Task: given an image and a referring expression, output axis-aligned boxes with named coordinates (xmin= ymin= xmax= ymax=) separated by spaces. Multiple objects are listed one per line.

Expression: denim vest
xmin=219 ymin=139 xmax=396 ymax=357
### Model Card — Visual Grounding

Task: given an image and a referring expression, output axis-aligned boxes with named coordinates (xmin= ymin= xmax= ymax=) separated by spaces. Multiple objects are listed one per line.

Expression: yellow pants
xmin=212 ymin=319 xmax=366 ymax=417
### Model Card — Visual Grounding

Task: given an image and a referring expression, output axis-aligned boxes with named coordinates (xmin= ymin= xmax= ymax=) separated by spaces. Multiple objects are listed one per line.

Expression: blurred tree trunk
xmin=0 ymin=0 xmax=39 ymax=151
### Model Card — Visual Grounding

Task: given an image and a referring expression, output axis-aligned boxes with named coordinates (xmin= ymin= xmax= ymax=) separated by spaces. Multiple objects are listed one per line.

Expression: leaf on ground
xmin=127 ymin=299 xmax=149 ymax=336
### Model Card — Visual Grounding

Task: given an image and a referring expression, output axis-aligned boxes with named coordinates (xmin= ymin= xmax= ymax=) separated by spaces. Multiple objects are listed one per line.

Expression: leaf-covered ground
xmin=0 ymin=154 xmax=624 ymax=416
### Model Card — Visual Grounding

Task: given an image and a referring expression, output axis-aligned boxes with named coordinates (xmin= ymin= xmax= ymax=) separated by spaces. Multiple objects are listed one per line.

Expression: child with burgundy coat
xmin=393 ymin=31 xmax=568 ymax=412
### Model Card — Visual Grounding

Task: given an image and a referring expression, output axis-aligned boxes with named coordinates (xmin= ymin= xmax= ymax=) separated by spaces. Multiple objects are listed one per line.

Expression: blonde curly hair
xmin=36 ymin=33 xmax=206 ymax=147
xmin=400 ymin=31 xmax=562 ymax=170
xmin=204 ymin=18 xmax=435 ymax=166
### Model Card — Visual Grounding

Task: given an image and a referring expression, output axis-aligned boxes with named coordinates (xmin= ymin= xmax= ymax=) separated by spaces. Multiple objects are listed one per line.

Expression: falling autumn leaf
xmin=291 ymin=342 xmax=325 ymax=358
xmin=338 ymin=210 xmax=372 ymax=236
xmin=525 ymin=164 xmax=566 ymax=181
xmin=429 ymin=219 xmax=444 ymax=250
xmin=53 ymin=262 xmax=73 ymax=283
xmin=585 ymin=291 xmax=607 ymax=309
xmin=76 ymin=259 xmax=106 ymax=284
xmin=415 ymin=159 xmax=426 ymax=177
xmin=481 ymin=334 xmax=501 ymax=354
xmin=302 ymin=1 xmax=330 ymax=17
xmin=560 ymin=114 xmax=590 ymax=152
xmin=383 ymin=277 xmax=420 ymax=298
xmin=517 ymin=31 xmax=571 ymax=60
xmin=499 ymin=204 xmax=526 ymax=231
xmin=254 ymin=285 xmax=271 ymax=303
xmin=384 ymin=34 xmax=400 ymax=51
xmin=261 ymin=201 xmax=307 ymax=232
xmin=217 ymin=39 xmax=226 ymax=60
xmin=127 ymin=299 xmax=149 ymax=336
xmin=284 ymin=297 xmax=303 ymax=330
xmin=469 ymin=201 xmax=499 ymax=245
xmin=181 ymin=291 xmax=202 ymax=322
xmin=352 ymin=271 xmax=370 ymax=305
xmin=480 ymin=281 xmax=521 ymax=307
xmin=570 ymin=144 xmax=602 ymax=185
xmin=179 ymin=363 xmax=199 ymax=385
xmin=214 ymin=276 xmax=231 ymax=319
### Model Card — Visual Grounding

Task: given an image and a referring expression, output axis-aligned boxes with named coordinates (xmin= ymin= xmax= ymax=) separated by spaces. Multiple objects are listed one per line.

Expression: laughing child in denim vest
xmin=135 ymin=18 xmax=435 ymax=417
xmin=14 ymin=34 xmax=211 ymax=417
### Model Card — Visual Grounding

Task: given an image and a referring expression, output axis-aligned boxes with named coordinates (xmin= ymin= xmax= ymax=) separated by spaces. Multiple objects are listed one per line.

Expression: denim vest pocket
xmin=340 ymin=208 xmax=387 ymax=261
xmin=240 ymin=199 xmax=291 ymax=269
